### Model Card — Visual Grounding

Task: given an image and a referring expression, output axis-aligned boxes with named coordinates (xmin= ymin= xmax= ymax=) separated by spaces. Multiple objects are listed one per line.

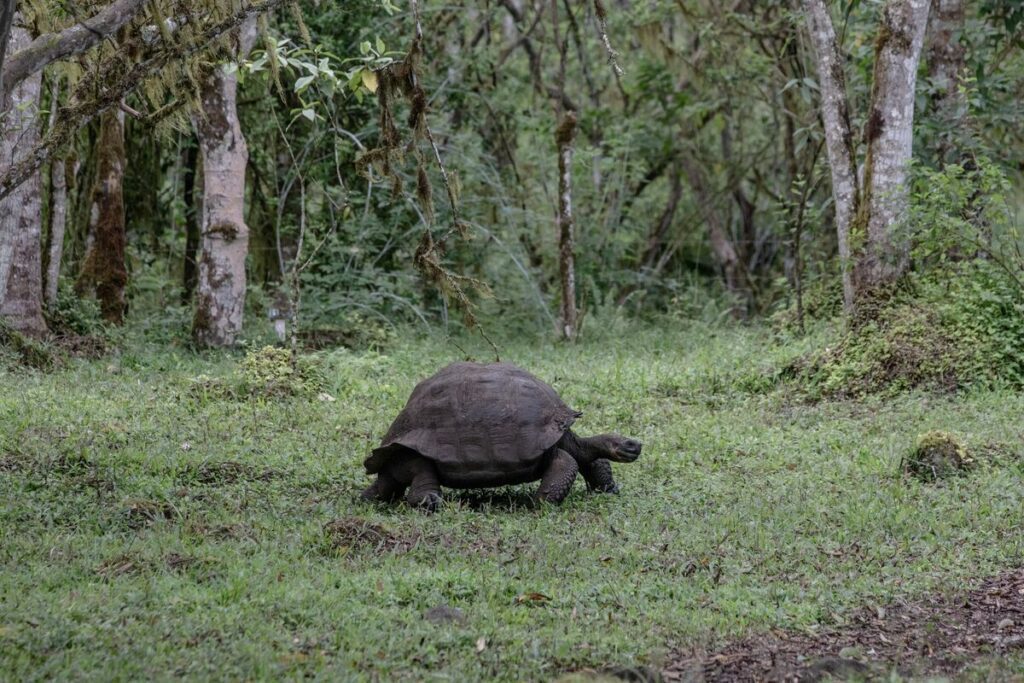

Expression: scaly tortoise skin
xmin=362 ymin=362 xmax=642 ymax=511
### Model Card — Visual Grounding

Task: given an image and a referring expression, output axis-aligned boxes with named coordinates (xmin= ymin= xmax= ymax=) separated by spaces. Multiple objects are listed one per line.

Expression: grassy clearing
xmin=2 ymin=320 xmax=1024 ymax=680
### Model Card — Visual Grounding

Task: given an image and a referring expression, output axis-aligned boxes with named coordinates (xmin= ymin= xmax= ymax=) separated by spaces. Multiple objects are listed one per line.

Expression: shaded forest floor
xmin=2 ymin=321 xmax=1024 ymax=681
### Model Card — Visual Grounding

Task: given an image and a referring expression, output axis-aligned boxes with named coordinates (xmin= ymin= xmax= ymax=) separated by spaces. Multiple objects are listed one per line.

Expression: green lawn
xmin=2 ymin=322 xmax=1023 ymax=681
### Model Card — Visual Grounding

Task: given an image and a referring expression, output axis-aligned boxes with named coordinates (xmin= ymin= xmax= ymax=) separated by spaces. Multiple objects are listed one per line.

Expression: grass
xmin=2 ymin=319 xmax=1024 ymax=681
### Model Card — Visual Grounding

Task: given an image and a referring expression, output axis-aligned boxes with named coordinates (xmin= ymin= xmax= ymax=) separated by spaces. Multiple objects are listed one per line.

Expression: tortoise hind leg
xmin=360 ymin=471 xmax=406 ymax=503
xmin=537 ymin=449 xmax=578 ymax=504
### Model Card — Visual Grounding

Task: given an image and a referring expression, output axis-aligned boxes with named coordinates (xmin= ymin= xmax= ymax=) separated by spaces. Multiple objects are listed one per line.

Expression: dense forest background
xmin=1 ymin=0 xmax=1023 ymax=388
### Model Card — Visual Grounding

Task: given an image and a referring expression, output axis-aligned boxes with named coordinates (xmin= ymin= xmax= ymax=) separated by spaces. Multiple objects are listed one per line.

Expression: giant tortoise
xmin=361 ymin=362 xmax=642 ymax=510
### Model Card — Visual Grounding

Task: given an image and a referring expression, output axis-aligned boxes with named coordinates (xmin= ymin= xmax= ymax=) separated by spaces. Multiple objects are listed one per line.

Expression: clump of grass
xmin=903 ymin=430 xmax=974 ymax=482
xmin=186 ymin=346 xmax=326 ymax=400
xmin=0 ymin=321 xmax=55 ymax=371
xmin=239 ymin=346 xmax=325 ymax=397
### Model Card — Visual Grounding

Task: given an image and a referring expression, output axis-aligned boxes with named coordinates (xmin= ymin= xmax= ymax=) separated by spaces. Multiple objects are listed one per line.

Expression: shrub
xmin=238 ymin=345 xmax=325 ymax=398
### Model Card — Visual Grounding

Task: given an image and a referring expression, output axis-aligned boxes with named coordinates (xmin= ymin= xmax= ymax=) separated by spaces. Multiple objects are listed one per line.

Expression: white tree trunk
xmin=191 ymin=19 xmax=256 ymax=348
xmin=556 ymin=111 xmax=578 ymax=341
xmin=802 ymin=0 xmax=858 ymax=312
xmin=856 ymin=0 xmax=931 ymax=291
xmin=0 ymin=18 xmax=46 ymax=337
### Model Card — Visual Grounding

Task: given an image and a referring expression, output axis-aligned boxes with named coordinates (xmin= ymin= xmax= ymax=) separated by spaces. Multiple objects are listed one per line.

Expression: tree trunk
xmin=804 ymin=0 xmax=930 ymax=306
xmin=854 ymin=0 xmax=931 ymax=294
xmin=0 ymin=18 xmax=46 ymax=337
xmin=181 ymin=141 xmax=199 ymax=304
xmin=555 ymin=111 xmax=578 ymax=341
xmin=77 ymin=109 xmax=127 ymax=324
xmin=191 ymin=19 xmax=256 ymax=348
xmin=926 ymin=0 xmax=967 ymax=164
xmin=803 ymin=0 xmax=859 ymax=312
xmin=43 ymin=78 xmax=67 ymax=308
xmin=0 ymin=0 xmax=14 ymax=100
xmin=44 ymin=155 xmax=67 ymax=307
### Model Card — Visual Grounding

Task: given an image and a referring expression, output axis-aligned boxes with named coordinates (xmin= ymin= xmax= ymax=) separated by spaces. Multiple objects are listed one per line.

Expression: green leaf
xmin=294 ymin=75 xmax=315 ymax=92
xmin=301 ymin=108 xmax=316 ymax=122
xmin=361 ymin=69 xmax=379 ymax=93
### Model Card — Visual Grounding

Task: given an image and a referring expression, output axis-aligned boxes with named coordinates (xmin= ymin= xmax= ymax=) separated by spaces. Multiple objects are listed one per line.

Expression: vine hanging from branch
xmin=357 ymin=0 xmax=497 ymax=355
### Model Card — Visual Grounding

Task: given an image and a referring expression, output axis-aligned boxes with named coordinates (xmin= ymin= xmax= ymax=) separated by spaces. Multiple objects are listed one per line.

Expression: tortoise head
xmin=586 ymin=434 xmax=643 ymax=463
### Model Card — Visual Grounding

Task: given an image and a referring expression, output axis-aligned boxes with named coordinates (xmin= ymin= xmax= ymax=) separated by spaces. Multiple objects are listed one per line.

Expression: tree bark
xmin=926 ymin=0 xmax=967 ymax=164
xmin=43 ymin=78 xmax=67 ymax=308
xmin=77 ymin=109 xmax=127 ymax=324
xmin=191 ymin=19 xmax=256 ymax=348
xmin=0 ymin=18 xmax=46 ymax=337
xmin=854 ymin=0 xmax=931 ymax=294
xmin=802 ymin=0 xmax=858 ymax=312
xmin=555 ymin=111 xmax=578 ymax=341
xmin=44 ymin=154 xmax=67 ymax=307
xmin=0 ymin=0 xmax=14 ymax=100
xmin=181 ymin=141 xmax=199 ymax=304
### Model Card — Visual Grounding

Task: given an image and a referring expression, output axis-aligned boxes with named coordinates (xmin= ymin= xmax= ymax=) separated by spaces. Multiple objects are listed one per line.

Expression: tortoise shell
xmin=364 ymin=362 xmax=581 ymax=488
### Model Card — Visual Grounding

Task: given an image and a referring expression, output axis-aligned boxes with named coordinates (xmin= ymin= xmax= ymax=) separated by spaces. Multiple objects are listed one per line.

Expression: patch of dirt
xmin=322 ymin=517 xmax=421 ymax=555
xmin=0 ymin=453 xmax=24 ymax=473
xmin=177 ymin=461 xmax=280 ymax=486
xmin=95 ymin=554 xmax=149 ymax=579
xmin=663 ymin=568 xmax=1024 ymax=681
xmin=423 ymin=604 xmax=467 ymax=626
xmin=50 ymin=334 xmax=109 ymax=359
xmin=121 ymin=498 xmax=177 ymax=529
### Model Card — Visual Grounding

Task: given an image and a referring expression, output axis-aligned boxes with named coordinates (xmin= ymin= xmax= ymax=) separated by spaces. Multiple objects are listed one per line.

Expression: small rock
xmin=997 ymin=618 xmax=1015 ymax=631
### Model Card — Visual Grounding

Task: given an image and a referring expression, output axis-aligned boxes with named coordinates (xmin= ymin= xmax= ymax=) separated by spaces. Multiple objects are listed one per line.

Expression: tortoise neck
xmin=560 ymin=429 xmax=600 ymax=464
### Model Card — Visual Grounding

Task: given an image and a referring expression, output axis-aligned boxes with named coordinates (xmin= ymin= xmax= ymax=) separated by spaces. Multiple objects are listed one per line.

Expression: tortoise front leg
xmin=404 ymin=457 xmax=442 ymax=513
xmin=360 ymin=471 xmax=407 ymax=503
xmin=536 ymin=449 xmax=579 ymax=504
xmin=581 ymin=459 xmax=619 ymax=494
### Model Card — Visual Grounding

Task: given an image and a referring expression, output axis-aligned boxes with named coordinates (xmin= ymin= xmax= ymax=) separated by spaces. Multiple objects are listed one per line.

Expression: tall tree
xmin=804 ymin=0 xmax=931 ymax=308
xmin=76 ymin=110 xmax=127 ymax=324
xmin=191 ymin=18 xmax=257 ymax=348
xmin=0 ymin=18 xmax=46 ymax=337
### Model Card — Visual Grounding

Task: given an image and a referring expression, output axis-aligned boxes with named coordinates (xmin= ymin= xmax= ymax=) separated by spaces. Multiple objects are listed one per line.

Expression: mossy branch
xmin=0 ymin=0 xmax=293 ymax=202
